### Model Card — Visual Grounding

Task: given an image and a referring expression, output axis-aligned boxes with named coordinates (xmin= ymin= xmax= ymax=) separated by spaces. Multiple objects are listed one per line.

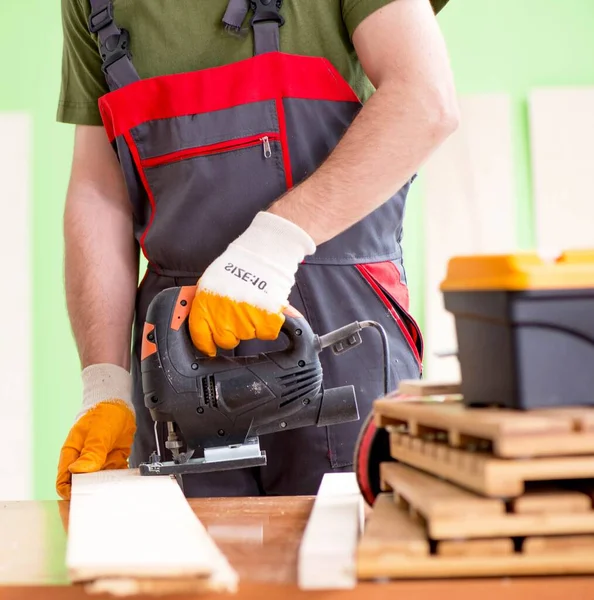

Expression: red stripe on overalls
xmin=98 ymin=53 xmax=359 ymax=142
xmin=124 ymin=132 xmax=159 ymax=270
xmin=355 ymin=414 xmax=378 ymax=506
xmin=275 ymin=98 xmax=293 ymax=189
xmin=356 ymin=263 xmax=423 ymax=367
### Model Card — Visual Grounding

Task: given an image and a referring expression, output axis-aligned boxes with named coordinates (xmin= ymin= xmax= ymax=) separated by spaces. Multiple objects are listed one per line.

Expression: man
xmin=56 ymin=0 xmax=458 ymax=500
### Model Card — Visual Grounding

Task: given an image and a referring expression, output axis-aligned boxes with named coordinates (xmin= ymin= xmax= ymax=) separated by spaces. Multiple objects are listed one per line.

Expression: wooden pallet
xmin=380 ymin=462 xmax=594 ymax=539
xmin=361 ymin=384 xmax=594 ymax=580
xmin=374 ymin=397 xmax=594 ymax=458
xmin=357 ymin=494 xmax=594 ymax=580
xmin=389 ymin=430 xmax=594 ymax=497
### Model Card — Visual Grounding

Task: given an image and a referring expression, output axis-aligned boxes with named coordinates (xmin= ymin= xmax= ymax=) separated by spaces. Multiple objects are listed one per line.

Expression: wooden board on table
xmin=84 ymin=576 xmax=232 ymax=596
xmin=423 ymin=94 xmax=516 ymax=383
xmin=380 ymin=461 xmax=594 ymax=539
xmin=66 ymin=469 xmax=238 ymax=594
xmin=297 ymin=473 xmax=364 ymax=590
xmin=529 ymin=88 xmax=594 ymax=253
xmin=357 ymin=494 xmax=594 ymax=580
xmin=389 ymin=432 xmax=594 ymax=498
xmin=374 ymin=398 xmax=594 ymax=458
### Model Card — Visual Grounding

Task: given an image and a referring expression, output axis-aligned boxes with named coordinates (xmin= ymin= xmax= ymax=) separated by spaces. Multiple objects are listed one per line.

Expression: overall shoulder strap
xmin=88 ymin=0 xmax=140 ymax=91
xmin=251 ymin=0 xmax=284 ymax=55
xmin=222 ymin=0 xmax=251 ymax=33
xmin=222 ymin=0 xmax=284 ymax=55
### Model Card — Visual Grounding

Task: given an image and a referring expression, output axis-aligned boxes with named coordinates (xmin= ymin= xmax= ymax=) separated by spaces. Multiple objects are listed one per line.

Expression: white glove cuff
xmin=77 ymin=363 xmax=134 ymax=422
xmin=235 ymin=212 xmax=316 ymax=266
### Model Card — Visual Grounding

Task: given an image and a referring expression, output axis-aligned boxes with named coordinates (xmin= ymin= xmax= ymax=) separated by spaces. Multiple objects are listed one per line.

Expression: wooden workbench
xmin=2 ymin=497 xmax=594 ymax=600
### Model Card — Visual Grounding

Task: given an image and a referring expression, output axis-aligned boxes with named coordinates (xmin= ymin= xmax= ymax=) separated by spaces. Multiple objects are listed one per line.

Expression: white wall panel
xmin=0 ymin=113 xmax=32 ymax=500
xmin=529 ymin=88 xmax=594 ymax=252
xmin=423 ymin=94 xmax=517 ymax=381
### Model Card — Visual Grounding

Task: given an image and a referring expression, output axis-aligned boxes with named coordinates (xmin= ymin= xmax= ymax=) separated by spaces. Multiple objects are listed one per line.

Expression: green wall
xmin=403 ymin=0 xmax=594 ymax=330
xmin=0 ymin=1 xmax=77 ymax=500
xmin=2 ymin=1 xmax=594 ymax=499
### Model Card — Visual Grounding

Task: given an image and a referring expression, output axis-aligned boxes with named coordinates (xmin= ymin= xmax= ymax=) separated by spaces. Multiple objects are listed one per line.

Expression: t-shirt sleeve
xmin=57 ymin=0 xmax=110 ymax=125
xmin=342 ymin=0 xmax=450 ymax=39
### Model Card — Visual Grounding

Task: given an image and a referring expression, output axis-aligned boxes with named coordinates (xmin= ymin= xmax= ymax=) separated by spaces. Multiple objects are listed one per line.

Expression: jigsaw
xmin=138 ymin=285 xmax=388 ymax=481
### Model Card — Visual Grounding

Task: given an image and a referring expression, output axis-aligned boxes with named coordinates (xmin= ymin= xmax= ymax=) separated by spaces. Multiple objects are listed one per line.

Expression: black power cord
xmin=316 ymin=320 xmax=390 ymax=397
xmin=359 ymin=320 xmax=390 ymax=397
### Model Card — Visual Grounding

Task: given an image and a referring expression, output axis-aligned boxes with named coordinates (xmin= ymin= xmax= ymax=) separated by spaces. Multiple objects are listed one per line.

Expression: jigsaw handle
xmin=278 ymin=309 xmax=319 ymax=366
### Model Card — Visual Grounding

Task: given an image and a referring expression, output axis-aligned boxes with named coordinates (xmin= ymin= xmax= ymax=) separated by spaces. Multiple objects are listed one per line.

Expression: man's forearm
xmin=269 ymin=0 xmax=458 ymax=246
xmin=269 ymin=81 xmax=458 ymax=245
xmin=64 ymin=182 xmax=138 ymax=370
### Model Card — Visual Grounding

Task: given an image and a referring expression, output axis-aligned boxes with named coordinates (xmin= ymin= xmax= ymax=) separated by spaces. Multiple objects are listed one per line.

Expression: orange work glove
xmin=189 ymin=211 xmax=316 ymax=356
xmin=56 ymin=364 xmax=135 ymax=500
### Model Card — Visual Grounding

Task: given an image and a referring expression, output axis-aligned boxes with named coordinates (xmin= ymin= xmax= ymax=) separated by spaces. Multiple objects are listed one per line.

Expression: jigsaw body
xmin=139 ymin=286 xmax=370 ymax=478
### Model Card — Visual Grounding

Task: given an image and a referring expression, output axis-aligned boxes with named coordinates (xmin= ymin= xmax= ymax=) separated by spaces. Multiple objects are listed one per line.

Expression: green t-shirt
xmin=57 ymin=0 xmax=450 ymax=126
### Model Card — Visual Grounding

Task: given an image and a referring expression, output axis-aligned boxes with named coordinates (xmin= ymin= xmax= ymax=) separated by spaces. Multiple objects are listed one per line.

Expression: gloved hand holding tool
xmin=56 ymin=211 xmax=314 ymax=498
xmin=189 ymin=211 xmax=317 ymax=356
xmin=56 ymin=364 xmax=135 ymax=500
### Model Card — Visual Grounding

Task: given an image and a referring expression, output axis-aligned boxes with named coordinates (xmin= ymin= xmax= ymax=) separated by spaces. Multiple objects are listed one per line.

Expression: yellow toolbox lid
xmin=440 ymin=249 xmax=594 ymax=291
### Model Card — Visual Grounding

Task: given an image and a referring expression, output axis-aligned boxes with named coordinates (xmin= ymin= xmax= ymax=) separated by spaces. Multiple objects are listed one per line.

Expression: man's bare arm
xmin=268 ymin=0 xmax=458 ymax=244
xmin=64 ymin=126 xmax=138 ymax=370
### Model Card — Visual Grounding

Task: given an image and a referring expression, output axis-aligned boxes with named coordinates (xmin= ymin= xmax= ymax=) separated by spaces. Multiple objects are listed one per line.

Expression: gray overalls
xmin=87 ymin=0 xmax=423 ymax=496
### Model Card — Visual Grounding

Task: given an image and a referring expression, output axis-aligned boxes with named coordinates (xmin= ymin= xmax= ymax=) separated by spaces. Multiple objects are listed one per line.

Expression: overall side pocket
xmin=355 ymin=261 xmax=424 ymax=370
xmin=293 ymin=262 xmax=422 ymax=469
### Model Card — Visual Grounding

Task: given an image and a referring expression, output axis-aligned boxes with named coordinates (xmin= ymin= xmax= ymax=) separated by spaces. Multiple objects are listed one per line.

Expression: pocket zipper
xmin=142 ymin=133 xmax=280 ymax=168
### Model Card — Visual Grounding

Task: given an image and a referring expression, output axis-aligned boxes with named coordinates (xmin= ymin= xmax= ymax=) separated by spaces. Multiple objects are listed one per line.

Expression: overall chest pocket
xmin=129 ymin=101 xmax=289 ymax=274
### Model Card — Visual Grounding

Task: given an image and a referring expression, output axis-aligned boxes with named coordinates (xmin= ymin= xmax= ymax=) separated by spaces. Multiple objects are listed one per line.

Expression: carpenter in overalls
xmin=56 ymin=0 xmax=457 ymax=499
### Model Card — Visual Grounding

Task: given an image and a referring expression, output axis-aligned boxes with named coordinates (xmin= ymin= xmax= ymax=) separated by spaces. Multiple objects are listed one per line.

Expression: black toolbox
xmin=440 ymin=250 xmax=594 ymax=410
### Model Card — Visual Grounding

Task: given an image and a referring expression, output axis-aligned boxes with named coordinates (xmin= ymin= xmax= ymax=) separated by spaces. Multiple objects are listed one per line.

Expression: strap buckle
xmin=250 ymin=0 xmax=285 ymax=26
xmin=88 ymin=3 xmax=114 ymax=34
xmin=99 ymin=29 xmax=132 ymax=73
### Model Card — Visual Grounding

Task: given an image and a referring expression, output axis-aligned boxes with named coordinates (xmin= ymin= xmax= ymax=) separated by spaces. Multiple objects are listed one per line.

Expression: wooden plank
xmin=397 ymin=380 xmax=462 ymax=397
xmin=357 ymin=494 xmax=429 ymax=561
xmin=390 ymin=432 xmax=518 ymax=496
xmin=513 ymin=491 xmax=591 ymax=515
xmin=495 ymin=432 xmax=594 ymax=458
xmin=66 ymin=470 xmax=238 ymax=593
xmin=84 ymin=577 xmax=232 ymax=596
xmin=375 ymin=399 xmax=594 ymax=458
xmin=390 ymin=432 xmax=594 ymax=498
xmin=357 ymin=500 xmax=594 ymax=580
xmin=524 ymin=535 xmax=594 ymax=555
xmin=380 ymin=462 xmax=504 ymax=519
xmin=430 ymin=510 xmax=594 ymax=540
xmin=0 ymin=113 xmax=32 ymax=501
xmin=437 ymin=539 xmax=514 ymax=557
xmin=529 ymin=407 xmax=594 ymax=432
xmin=358 ymin=544 xmax=594 ymax=580
xmin=529 ymin=88 xmax=594 ymax=253
xmin=423 ymin=94 xmax=516 ymax=383
xmin=297 ymin=473 xmax=363 ymax=590
xmin=376 ymin=400 xmax=571 ymax=438
xmin=383 ymin=446 xmax=594 ymax=539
